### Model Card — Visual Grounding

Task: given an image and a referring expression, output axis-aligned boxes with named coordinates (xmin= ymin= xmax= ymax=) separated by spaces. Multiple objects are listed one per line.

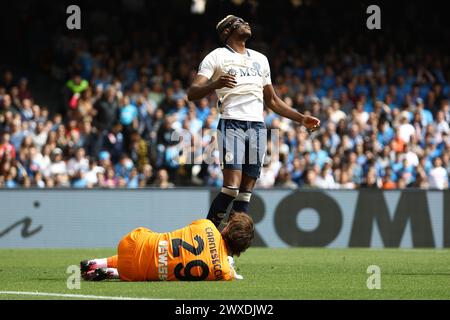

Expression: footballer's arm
xmin=263 ymin=84 xmax=320 ymax=130
xmin=187 ymin=74 xmax=237 ymax=101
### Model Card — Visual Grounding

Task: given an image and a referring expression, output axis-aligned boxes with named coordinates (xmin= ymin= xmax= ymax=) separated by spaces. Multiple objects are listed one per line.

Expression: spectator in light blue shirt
xmin=172 ymin=80 xmax=186 ymax=101
xmin=120 ymin=96 xmax=138 ymax=126
xmin=391 ymin=154 xmax=404 ymax=182
xmin=355 ymin=75 xmax=369 ymax=97
xmin=123 ymin=61 xmax=138 ymax=89
xmin=115 ymin=154 xmax=134 ymax=179
xmin=322 ymin=66 xmax=336 ymax=90
xmin=127 ymin=167 xmax=139 ymax=188
xmin=315 ymin=83 xmax=327 ymax=99
xmin=77 ymin=49 xmax=94 ymax=80
xmin=196 ymin=98 xmax=211 ymax=124
xmin=377 ymin=121 xmax=395 ymax=146
xmin=310 ymin=139 xmax=330 ymax=169
xmin=333 ymin=76 xmax=347 ymax=99
xmin=419 ymin=156 xmax=433 ymax=175
xmin=171 ymin=98 xmax=188 ymax=124
xmin=5 ymin=171 xmax=17 ymax=188
xmin=186 ymin=108 xmax=203 ymax=135
xmin=415 ymin=98 xmax=433 ymax=126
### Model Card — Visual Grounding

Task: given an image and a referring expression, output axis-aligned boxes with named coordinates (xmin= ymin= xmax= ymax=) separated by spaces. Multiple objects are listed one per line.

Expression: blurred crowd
xmin=1 ymin=16 xmax=449 ymax=190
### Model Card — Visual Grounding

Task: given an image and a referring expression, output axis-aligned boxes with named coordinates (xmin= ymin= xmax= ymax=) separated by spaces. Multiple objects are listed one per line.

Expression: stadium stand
xmin=0 ymin=0 xmax=449 ymax=189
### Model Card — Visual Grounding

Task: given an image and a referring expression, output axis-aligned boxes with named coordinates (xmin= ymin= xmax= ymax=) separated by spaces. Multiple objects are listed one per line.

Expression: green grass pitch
xmin=0 ymin=248 xmax=449 ymax=300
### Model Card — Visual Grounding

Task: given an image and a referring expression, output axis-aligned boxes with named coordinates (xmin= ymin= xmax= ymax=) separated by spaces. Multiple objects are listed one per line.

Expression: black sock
xmin=207 ymin=187 xmax=239 ymax=227
xmin=231 ymin=191 xmax=252 ymax=215
xmin=231 ymin=200 xmax=250 ymax=213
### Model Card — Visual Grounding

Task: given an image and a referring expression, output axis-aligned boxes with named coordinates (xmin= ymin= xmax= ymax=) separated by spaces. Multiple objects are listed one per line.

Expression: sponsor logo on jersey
xmin=225 ymin=64 xmax=263 ymax=78
xmin=227 ymin=68 xmax=237 ymax=76
xmin=157 ymin=240 xmax=169 ymax=280
xmin=238 ymin=66 xmax=263 ymax=77
xmin=252 ymin=61 xmax=261 ymax=73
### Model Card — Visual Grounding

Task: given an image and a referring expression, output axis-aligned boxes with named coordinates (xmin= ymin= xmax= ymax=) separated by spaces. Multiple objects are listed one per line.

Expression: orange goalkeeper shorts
xmin=117 ymin=227 xmax=154 ymax=281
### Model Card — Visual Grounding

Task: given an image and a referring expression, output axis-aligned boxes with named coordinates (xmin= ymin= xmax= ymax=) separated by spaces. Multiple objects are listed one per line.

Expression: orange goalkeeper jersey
xmin=120 ymin=219 xmax=235 ymax=281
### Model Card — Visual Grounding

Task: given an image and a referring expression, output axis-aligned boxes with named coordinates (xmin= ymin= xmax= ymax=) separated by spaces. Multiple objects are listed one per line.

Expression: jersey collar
xmin=225 ymin=45 xmax=250 ymax=57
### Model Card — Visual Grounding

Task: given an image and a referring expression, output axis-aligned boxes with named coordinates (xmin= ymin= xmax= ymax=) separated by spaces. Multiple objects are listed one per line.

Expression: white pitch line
xmin=0 ymin=291 xmax=167 ymax=300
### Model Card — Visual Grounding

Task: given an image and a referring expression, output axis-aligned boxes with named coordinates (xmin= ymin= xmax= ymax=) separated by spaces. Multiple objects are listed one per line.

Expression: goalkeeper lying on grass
xmin=80 ymin=212 xmax=254 ymax=281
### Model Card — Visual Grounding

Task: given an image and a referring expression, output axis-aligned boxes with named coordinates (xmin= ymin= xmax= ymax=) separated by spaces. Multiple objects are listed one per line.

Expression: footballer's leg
xmin=80 ymin=258 xmax=106 ymax=274
xmin=80 ymin=255 xmax=117 ymax=272
xmin=207 ymin=119 xmax=244 ymax=227
xmin=231 ymin=121 xmax=265 ymax=217
xmin=80 ymin=256 xmax=120 ymax=281
xmin=82 ymin=267 xmax=120 ymax=281
xmin=230 ymin=173 xmax=256 ymax=215
xmin=207 ymin=169 xmax=240 ymax=227
xmin=107 ymin=255 xmax=118 ymax=268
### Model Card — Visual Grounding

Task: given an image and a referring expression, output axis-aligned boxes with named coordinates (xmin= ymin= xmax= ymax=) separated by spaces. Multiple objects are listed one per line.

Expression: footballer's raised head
xmin=221 ymin=212 xmax=255 ymax=257
xmin=216 ymin=15 xmax=251 ymax=43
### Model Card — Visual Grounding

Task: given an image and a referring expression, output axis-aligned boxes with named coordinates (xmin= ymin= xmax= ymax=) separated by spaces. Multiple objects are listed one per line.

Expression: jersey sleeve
xmin=262 ymin=56 xmax=272 ymax=87
xmin=197 ymin=51 xmax=217 ymax=80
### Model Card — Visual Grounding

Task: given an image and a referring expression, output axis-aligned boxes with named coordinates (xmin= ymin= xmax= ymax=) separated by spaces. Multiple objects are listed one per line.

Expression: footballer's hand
xmin=302 ymin=115 xmax=321 ymax=132
xmin=212 ymin=75 xmax=237 ymax=89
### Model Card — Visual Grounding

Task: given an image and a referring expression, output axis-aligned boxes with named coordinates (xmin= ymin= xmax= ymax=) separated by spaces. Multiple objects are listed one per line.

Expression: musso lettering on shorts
xmin=157 ymin=240 xmax=168 ymax=280
xmin=219 ymin=304 xmax=274 ymax=316
xmin=205 ymin=227 xmax=223 ymax=280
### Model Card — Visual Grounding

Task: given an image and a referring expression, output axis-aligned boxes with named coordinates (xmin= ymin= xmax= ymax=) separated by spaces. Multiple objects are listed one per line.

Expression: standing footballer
xmin=187 ymin=15 xmax=320 ymax=227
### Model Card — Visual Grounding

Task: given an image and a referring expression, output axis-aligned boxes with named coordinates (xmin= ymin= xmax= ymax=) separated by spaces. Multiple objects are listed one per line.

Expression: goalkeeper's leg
xmin=80 ymin=256 xmax=120 ymax=280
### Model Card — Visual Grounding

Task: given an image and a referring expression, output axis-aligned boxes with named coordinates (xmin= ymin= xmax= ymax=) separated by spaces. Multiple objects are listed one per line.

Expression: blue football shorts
xmin=216 ymin=119 xmax=267 ymax=179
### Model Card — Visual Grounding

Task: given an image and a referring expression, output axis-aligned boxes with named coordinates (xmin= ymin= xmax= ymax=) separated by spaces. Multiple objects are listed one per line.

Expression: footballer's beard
xmin=238 ymin=31 xmax=252 ymax=42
